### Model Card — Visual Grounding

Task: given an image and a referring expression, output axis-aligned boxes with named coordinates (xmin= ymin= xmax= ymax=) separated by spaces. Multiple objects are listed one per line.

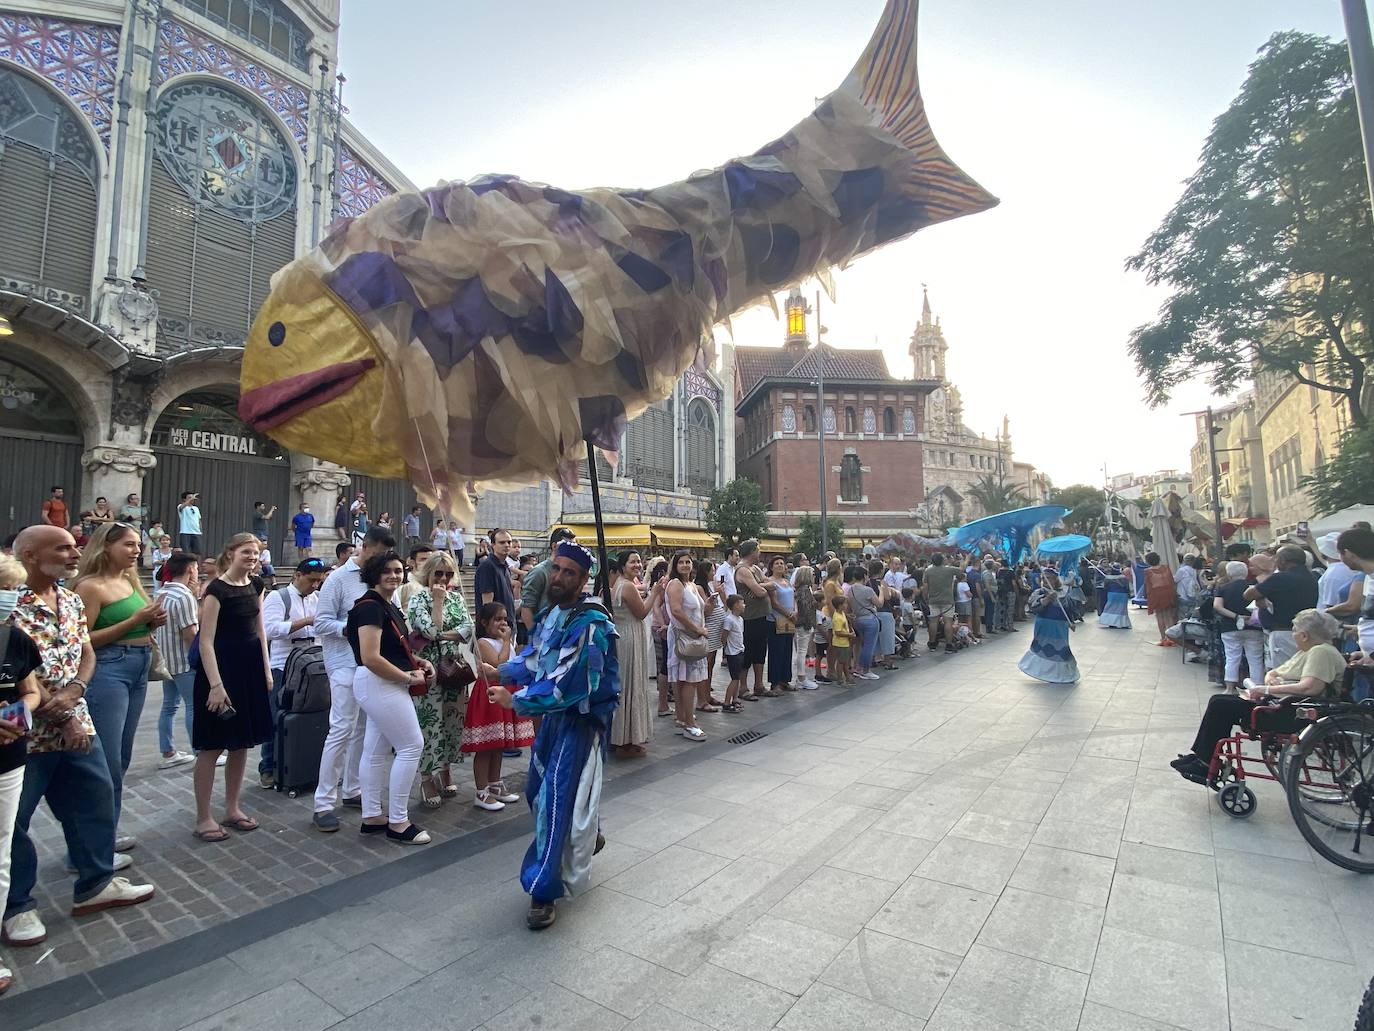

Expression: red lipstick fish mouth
xmin=238 ymin=358 xmax=377 ymax=430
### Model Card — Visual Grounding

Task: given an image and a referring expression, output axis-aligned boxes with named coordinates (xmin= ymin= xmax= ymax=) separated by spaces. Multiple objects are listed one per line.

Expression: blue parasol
xmin=1036 ymin=533 xmax=1092 ymax=573
xmin=949 ymin=505 xmax=1070 ymax=562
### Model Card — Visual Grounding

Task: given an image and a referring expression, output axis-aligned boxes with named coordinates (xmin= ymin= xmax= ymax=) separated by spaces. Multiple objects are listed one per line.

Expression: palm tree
xmin=966 ymin=474 xmax=1027 ymax=517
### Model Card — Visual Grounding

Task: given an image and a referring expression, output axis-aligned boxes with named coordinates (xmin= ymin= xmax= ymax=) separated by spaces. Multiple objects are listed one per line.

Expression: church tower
xmin=909 ymin=286 xmax=947 ymax=381
xmin=783 ymin=287 xmax=809 ymax=358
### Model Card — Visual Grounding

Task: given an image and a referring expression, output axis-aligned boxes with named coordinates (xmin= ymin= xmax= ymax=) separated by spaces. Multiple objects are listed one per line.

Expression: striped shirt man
xmin=154 ymin=580 xmax=198 ymax=676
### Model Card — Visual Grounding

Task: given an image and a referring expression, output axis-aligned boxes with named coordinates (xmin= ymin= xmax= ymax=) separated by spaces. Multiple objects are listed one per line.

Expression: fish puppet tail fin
xmin=668 ymin=0 xmax=998 ymax=317
xmin=832 ymin=0 xmax=997 ymax=225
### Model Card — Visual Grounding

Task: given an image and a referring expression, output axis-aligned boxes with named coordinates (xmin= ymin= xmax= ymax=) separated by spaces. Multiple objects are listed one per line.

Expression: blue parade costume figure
xmin=1132 ymin=559 xmax=1149 ymax=608
xmin=1019 ymin=573 xmax=1079 ymax=683
xmin=488 ymin=542 xmax=620 ymax=930
xmin=1099 ymin=564 xmax=1133 ymax=629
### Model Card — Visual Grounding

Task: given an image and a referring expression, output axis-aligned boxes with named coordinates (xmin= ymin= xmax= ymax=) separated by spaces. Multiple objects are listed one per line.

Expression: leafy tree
xmin=1126 ymin=32 xmax=1373 ymax=427
xmin=967 ymin=474 xmax=1027 ymax=517
xmin=1303 ymin=422 xmax=1374 ymax=514
xmin=795 ymin=514 xmax=845 ymax=560
xmin=1050 ymin=484 xmax=1106 ymax=533
xmin=704 ymin=478 xmax=766 ymax=551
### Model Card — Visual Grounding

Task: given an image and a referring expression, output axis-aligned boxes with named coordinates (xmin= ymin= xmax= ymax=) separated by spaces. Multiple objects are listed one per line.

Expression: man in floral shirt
xmin=2 ymin=525 xmax=154 ymax=949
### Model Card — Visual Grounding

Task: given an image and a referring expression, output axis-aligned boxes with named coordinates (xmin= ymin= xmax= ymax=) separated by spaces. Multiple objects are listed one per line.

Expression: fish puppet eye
xmin=268 ymin=321 xmax=287 ymax=346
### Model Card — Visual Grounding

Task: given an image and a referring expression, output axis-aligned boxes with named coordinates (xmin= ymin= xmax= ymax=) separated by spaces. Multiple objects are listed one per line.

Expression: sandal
xmin=440 ymin=770 xmax=459 ymax=798
xmin=658 ymin=709 xmax=674 ymax=718
xmin=420 ymin=776 xmax=443 ymax=809
xmin=193 ymin=827 xmax=230 ymax=842
xmin=723 ymin=702 xmax=743 ymax=713
xmin=219 ymin=816 xmax=259 ymax=833
xmin=697 ymin=704 xmax=721 ymax=713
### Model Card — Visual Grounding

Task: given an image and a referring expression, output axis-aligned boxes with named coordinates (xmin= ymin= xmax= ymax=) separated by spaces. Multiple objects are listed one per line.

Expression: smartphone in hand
xmin=0 ymin=699 xmax=32 ymax=732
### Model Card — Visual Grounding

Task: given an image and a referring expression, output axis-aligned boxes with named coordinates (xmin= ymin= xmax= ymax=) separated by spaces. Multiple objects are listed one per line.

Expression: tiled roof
xmin=735 ymin=343 xmax=893 ymax=396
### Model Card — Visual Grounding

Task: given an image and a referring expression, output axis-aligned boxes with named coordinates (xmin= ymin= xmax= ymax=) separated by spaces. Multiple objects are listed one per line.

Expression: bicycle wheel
xmin=1284 ymin=713 xmax=1374 ymax=873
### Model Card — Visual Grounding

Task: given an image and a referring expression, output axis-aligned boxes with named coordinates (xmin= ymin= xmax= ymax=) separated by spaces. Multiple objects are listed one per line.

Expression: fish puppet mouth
xmin=238 ymin=358 xmax=377 ymax=431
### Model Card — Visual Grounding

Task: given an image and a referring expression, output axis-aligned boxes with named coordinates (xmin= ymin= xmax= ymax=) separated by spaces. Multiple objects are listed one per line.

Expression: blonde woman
xmin=406 ymin=550 xmax=474 ymax=806
xmin=74 ymin=521 xmax=167 ymax=846
xmin=191 ymin=534 xmax=273 ymax=841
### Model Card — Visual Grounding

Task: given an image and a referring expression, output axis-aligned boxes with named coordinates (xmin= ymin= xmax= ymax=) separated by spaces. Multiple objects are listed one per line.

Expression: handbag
xmin=674 ymin=632 xmax=710 ymax=659
xmin=148 ymin=639 xmax=173 ymax=682
xmin=437 ymin=650 xmax=476 ymax=691
xmin=773 ymin=615 xmax=796 ymax=634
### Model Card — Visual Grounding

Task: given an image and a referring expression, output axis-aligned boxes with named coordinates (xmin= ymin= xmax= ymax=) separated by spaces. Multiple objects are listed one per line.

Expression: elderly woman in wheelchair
xmin=1172 ymin=608 xmax=1347 ymax=786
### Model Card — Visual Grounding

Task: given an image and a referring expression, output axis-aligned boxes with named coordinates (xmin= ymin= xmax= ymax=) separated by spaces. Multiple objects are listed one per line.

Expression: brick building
xmin=733 ymin=289 xmax=941 ymax=545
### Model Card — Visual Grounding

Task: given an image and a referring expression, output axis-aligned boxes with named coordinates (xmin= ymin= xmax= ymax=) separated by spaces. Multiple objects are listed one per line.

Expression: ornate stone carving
xmin=82 ymin=444 xmax=157 ymax=476
xmin=97 ymin=279 xmax=161 ymax=354
xmin=292 ymin=467 xmax=352 ymax=492
xmin=109 ymin=365 xmax=161 ymax=438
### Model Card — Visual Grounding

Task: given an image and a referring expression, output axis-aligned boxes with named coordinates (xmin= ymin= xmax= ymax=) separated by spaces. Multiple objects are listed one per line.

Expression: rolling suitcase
xmin=274 ymin=642 xmax=331 ymax=797
xmin=275 ymin=709 xmax=329 ymax=797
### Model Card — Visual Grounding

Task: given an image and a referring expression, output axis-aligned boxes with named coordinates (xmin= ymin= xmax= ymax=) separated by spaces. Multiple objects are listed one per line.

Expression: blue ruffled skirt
xmin=1019 ymin=613 xmax=1080 ymax=684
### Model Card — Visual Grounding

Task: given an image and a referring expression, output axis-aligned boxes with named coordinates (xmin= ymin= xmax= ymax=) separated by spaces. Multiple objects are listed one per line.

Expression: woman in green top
xmin=406 ymin=550 xmax=474 ymax=806
xmin=74 ymin=521 xmax=168 ymax=843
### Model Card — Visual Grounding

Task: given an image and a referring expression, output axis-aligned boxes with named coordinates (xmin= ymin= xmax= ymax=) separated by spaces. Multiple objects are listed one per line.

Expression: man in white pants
xmin=311 ymin=526 xmax=395 ymax=831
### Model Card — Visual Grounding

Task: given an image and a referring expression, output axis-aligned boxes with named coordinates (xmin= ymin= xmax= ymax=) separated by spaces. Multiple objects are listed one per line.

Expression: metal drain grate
xmin=726 ymin=730 xmax=769 ymax=745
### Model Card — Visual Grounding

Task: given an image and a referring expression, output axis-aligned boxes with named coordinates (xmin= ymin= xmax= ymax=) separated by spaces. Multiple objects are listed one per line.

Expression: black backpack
xmin=279 ymin=641 xmax=329 ymax=714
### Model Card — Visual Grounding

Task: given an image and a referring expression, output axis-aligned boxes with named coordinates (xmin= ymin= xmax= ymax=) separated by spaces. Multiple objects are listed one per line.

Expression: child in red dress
xmin=462 ymin=603 xmax=535 ymax=811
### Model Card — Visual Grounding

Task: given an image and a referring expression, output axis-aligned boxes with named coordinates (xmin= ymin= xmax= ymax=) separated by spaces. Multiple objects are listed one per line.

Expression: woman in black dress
xmin=192 ymin=533 xmax=273 ymax=841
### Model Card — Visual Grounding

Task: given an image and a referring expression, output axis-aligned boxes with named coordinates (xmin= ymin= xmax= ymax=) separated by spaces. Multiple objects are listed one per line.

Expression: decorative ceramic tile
xmin=0 ymin=12 xmax=119 ymax=146
xmin=155 ymin=18 xmax=309 ymax=149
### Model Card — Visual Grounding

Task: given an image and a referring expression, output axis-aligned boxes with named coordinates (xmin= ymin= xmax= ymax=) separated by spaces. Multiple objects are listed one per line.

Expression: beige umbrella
xmin=1149 ymin=496 xmax=1180 ymax=572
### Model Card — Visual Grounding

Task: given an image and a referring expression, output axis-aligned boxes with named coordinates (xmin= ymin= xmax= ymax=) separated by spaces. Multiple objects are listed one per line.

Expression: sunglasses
xmin=432 ymin=571 xmax=455 ymax=581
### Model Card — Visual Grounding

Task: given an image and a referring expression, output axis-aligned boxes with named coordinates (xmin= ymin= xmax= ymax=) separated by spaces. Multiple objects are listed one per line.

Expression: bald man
xmin=3 ymin=526 xmax=154 ymax=949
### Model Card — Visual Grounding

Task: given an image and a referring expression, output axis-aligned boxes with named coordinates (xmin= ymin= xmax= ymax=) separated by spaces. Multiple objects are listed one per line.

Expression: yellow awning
xmin=652 ymin=528 xmax=717 ymax=549
xmin=842 ymin=537 xmax=867 ymax=549
xmin=759 ymin=537 xmax=793 ymax=553
xmin=550 ymin=523 xmax=651 ymax=548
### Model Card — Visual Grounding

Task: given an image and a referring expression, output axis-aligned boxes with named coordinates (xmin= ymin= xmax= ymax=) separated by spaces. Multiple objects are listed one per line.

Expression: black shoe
xmin=527 ymin=901 xmax=557 ymax=930
xmin=312 ymin=810 xmax=340 ymax=833
xmin=1172 ymin=756 xmax=1209 ymax=785
xmin=386 ymin=823 xmax=431 ymax=845
xmin=340 ymin=795 xmax=363 ymax=808
xmin=594 ymin=833 xmax=606 ymax=855
xmin=945 ymin=645 xmax=955 ymax=654
xmin=360 ymin=822 xmax=387 ymax=835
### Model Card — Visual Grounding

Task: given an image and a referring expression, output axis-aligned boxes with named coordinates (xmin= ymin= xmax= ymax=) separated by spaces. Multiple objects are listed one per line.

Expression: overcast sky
xmin=337 ymin=0 xmax=1349 ymax=489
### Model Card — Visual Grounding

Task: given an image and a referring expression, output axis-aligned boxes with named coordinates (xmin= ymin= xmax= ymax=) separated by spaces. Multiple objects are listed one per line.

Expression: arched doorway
xmin=147 ymin=391 xmax=291 ymax=556
xmin=685 ymin=398 xmax=717 ymax=495
xmin=0 ymin=356 xmax=85 ymax=536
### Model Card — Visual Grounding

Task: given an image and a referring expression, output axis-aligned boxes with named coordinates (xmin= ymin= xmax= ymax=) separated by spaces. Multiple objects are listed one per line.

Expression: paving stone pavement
xmin=8 ymin=615 xmax=1374 ymax=1030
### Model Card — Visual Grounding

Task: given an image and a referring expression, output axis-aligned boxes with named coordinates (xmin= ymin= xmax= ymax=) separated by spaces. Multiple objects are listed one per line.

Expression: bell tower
xmin=909 ymin=285 xmax=947 ymax=381
xmin=783 ymin=287 xmax=809 ymax=358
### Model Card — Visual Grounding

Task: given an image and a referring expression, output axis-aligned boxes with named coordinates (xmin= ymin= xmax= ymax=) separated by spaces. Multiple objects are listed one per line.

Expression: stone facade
xmin=0 ymin=0 xmax=411 ymax=550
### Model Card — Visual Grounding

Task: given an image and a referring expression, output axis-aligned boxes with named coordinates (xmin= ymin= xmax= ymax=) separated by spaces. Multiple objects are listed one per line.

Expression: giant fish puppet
xmin=238 ymin=0 xmax=996 ymax=517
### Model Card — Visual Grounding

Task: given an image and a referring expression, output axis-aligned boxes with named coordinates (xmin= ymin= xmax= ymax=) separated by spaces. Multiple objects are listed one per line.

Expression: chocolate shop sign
xmin=168 ymin=428 xmax=260 ymax=455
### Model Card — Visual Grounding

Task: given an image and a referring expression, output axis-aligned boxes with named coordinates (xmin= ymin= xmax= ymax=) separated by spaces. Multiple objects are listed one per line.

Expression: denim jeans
xmin=6 ymin=742 xmax=117 ymax=916
xmin=84 ymin=643 xmax=151 ymax=826
xmin=259 ymin=667 xmax=284 ymax=774
xmin=158 ymin=669 xmax=195 ymax=755
xmin=856 ymin=615 xmax=880 ymax=670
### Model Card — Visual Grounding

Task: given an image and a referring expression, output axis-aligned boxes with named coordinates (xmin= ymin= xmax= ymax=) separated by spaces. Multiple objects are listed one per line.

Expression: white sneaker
xmin=488 ymin=781 xmax=520 ymax=804
xmin=65 ymin=851 xmax=132 ymax=875
xmin=158 ymin=751 xmax=195 ymax=770
xmin=474 ymin=790 xmax=505 ymax=812
xmin=71 ymin=876 xmax=155 ymax=916
xmin=114 ymin=834 xmax=136 ymax=852
xmin=800 ymin=680 xmax=819 ymax=690
xmin=679 ymin=725 xmax=707 ymax=742
xmin=215 ymin=753 xmax=227 ymax=768
xmin=861 ymin=671 xmax=881 ymax=680
xmin=1 ymin=910 xmax=46 ymax=947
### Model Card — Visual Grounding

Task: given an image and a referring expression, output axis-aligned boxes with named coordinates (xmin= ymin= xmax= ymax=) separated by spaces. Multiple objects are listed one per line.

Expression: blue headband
xmin=556 ymin=541 xmax=594 ymax=571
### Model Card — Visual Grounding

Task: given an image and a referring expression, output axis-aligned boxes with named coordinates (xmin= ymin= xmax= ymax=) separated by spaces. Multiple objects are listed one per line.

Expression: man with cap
xmin=487 ymin=540 xmax=619 ymax=930
xmin=257 ymin=558 xmax=327 ymax=788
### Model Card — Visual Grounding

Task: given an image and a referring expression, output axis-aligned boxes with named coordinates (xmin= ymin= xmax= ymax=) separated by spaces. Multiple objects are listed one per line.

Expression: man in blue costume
xmin=487 ymin=541 xmax=619 ymax=930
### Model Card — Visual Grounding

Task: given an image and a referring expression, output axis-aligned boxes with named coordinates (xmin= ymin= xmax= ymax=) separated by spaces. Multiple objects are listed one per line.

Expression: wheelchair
xmin=1206 ymin=694 xmax=1374 ymax=874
